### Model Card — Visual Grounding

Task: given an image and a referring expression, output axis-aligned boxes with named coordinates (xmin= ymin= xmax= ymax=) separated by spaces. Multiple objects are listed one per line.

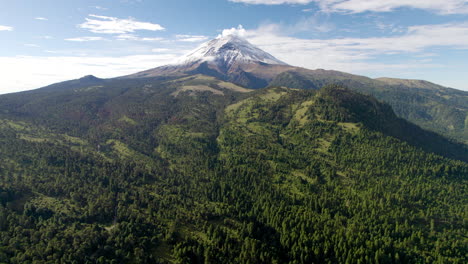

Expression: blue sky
xmin=1 ymin=0 xmax=468 ymax=93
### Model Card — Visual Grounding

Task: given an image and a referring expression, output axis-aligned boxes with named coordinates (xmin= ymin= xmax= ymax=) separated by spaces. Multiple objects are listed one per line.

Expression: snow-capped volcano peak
xmin=174 ymin=34 xmax=287 ymax=67
xmin=128 ymin=33 xmax=294 ymax=88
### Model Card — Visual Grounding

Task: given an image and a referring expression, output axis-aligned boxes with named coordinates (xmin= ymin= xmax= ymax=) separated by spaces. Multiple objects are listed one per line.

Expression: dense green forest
xmin=0 ymin=76 xmax=467 ymax=263
xmin=270 ymin=70 xmax=468 ymax=143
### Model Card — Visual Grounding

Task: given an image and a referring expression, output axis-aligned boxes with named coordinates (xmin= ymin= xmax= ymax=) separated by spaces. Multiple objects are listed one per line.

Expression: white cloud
xmin=151 ymin=48 xmax=171 ymax=53
xmin=24 ymin=44 xmax=40 ymax=48
xmin=78 ymin=14 xmax=165 ymax=34
xmin=116 ymin=34 xmax=164 ymax=41
xmin=237 ymin=22 xmax=468 ymax=78
xmin=35 ymin=17 xmax=48 ymax=21
xmin=222 ymin=18 xmax=332 ymax=40
xmin=220 ymin=25 xmax=247 ymax=37
xmin=230 ymin=0 xmax=468 ymax=14
xmin=93 ymin=6 xmax=108 ymax=10
xmin=288 ymin=15 xmax=334 ymax=33
xmin=65 ymin=36 xmax=106 ymax=42
xmin=175 ymin=34 xmax=209 ymax=42
xmin=324 ymin=0 xmax=468 ymax=14
xmin=0 ymin=25 xmax=13 ymax=31
xmin=230 ymin=0 xmax=313 ymax=4
xmin=0 ymin=54 xmax=179 ymax=94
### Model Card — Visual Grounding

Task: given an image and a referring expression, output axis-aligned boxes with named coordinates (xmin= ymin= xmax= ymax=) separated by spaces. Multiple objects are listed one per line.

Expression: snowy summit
xmin=174 ymin=34 xmax=288 ymax=67
xmin=129 ymin=31 xmax=294 ymax=88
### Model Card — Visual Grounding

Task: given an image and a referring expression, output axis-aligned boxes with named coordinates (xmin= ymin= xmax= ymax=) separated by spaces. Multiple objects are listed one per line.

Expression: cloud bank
xmin=78 ymin=14 xmax=165 ymax=34
xmin=65 ymin=36 xmax=106 ymax=42
xmin=230 ymin=0 xmax=468 ymax=14
xmin=234 ymin=22 xmax=468 ymax=83
xmin=230 ymin=0 xmax=313 ymax=4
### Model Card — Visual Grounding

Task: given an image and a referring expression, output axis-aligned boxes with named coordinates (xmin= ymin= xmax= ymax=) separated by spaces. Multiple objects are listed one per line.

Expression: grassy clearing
xmin=338 ymin=122 xmax=360 ymax=133
xmin=217 ymin=81 xmax=251 ymax=93
xmin=258 ymin=89 xmax=286 ymax=101
xmin=104 ymin=223 xmax=118 ymax=232
xmin=61 ymin=134 xmax=88 ymax=145
xmin=316 ymin=138 xmax=332 ymax=153
xmin=29 ymin=194 xmax=76 ymax=215
xmin=0 ymin=119 xmax=29 ymax=131
xmin=225 ymin=100 xmax=249 ymax=114
xmin=106 ymin=140 xmax=154 ymax=165
xmin=19 ymin=134 xmax=48 ymax=143
xmin=118 ymin=115 xmax=137 ymax=125
xmin=293 ymin=100 xmax=314 ymax=126
xmin=172 ymin=85 xmax=224 ymax=97
xmin=107 ymin=139 xmax=138 ymax=158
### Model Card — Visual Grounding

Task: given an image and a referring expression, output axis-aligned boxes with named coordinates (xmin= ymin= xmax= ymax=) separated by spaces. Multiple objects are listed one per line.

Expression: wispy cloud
xmin=92 ymin=6 xmax=108 ymax=10
xmin=151 ymin=48 xmax=171 ymax=53
xmin=116 ymin=34 xmax=164 ymax=41
xmin=236 ymin=22 xmax=468 ymax=75
xmin=221 ymin=16 xmax=333 ymax=38
xmin=78 ymin=14 xmax=165 ymax=34
xmin=288 ymin=14 xmax=334 ymax=33
xmin=320 ymin=0 xmax=468 ymax=15
xmin=230 ymin=0 xmax=468 ymax=14
xmin=24 ymin=44 xmax=40 ymax=48
xmin=35 ymin=17 xmax=48 ymax=21
xmin=374 ymin=22 xmax=403 ymax=33
xmin=120 ymin=0 xmax=143 ymax=4
xmin=175 ymin=34 xmax=209 ymax=42
xmin=0 ymin=25 xmax=13 ymax=31
xmin=65 ymin=36 xmax=106 ymax=42
xmin=230 ymin=0 xmax=313 ymax=4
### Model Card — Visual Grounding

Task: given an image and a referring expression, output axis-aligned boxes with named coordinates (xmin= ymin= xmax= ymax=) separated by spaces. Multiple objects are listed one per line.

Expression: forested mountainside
xmin=124 ymin=34 xmax=468 ymax=144
xmin=270 ymin=70 xmax=468 ymax=144
xmin=0 ymin=75 xmax=466 ymax=263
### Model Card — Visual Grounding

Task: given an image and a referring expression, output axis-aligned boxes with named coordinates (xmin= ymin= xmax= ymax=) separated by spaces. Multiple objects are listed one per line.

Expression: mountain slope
xmin=0 ymin=80 xmax=466 ymax=263
xmin=376 ymin=77 xmax=453 ymax=90
xmin=127 ymin=34 xmax=295 ymax=88
xmin=123 ymin=34 xmax=468 ymax=143
xmin=313 ymin=85 xmax=467 ymax=160
xmin=270 ymin=69 xmax=468 ymax=143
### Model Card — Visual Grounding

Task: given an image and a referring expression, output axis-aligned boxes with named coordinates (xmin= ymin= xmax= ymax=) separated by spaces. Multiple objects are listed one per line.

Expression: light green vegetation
xmin=118 ymin=115 xmax=137 ymax=125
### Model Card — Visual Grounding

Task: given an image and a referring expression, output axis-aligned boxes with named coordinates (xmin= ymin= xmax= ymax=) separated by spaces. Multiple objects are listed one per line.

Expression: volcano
xmin=128 ymin=34 xmax=296 ymax=88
